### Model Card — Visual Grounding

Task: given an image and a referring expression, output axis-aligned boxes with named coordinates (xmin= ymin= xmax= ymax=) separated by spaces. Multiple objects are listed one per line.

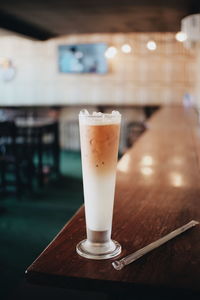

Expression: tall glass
xmin=76 ymin=110 xmax=122 ymax=259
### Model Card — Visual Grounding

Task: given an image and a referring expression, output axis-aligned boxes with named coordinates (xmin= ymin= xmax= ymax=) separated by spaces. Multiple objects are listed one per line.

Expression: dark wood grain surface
xmin=26 ymin=107 xmax=200 ymax=297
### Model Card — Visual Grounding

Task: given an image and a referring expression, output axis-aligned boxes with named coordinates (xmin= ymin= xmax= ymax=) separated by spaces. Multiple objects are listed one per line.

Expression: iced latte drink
xmin=76 ymin=110 xmax=122 ymax=259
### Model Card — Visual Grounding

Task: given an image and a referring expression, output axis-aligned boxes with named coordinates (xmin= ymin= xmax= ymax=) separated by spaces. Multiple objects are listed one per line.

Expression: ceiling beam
xmin=0 ymin=9 xmax=57 ymax=40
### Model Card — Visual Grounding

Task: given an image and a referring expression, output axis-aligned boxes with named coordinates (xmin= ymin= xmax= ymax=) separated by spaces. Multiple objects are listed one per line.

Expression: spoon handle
xmin=112 ymin=220 xmax=199 ymax=270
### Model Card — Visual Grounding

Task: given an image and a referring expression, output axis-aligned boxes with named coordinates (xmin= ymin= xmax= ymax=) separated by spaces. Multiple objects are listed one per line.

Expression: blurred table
xmin=26 ymin=107 xmax=200 ymax=299
xmin=15 ymin=117 xmax=60 ymax=187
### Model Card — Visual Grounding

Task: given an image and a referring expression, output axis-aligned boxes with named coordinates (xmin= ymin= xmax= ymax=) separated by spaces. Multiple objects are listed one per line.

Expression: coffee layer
xmin=80 ymin=123 xmax=120 ymax=175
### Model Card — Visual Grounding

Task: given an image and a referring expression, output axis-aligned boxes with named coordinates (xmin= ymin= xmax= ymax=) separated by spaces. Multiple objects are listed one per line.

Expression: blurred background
xmin=0 ymin=0 xmax=200 ymax=299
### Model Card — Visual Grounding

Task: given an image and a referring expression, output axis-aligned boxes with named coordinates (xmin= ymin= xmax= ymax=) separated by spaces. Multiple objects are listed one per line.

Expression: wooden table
xmin=26 ymin=107 xmax=200 ymax=299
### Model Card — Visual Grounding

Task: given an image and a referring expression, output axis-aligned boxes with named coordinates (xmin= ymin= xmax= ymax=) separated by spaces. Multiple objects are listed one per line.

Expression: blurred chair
xmin=126 ymin=121 xmax=147 ymax=148
xmin=15 ymin=119 xmax=60 ymax=188
xmin=38 ymin=121 xmax=60 ymax=186
xmin=0 ymin=121 xmax=34 ymax=198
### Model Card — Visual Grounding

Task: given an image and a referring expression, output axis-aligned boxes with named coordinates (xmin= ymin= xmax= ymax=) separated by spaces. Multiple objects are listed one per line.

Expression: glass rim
xmin=79 ymin=110 xmax=121 ymax=120
xmin=79 ymin=113 xmax=121 ymax=118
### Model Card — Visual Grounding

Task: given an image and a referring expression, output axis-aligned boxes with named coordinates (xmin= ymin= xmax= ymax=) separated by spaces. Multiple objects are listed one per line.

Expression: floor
xmin=0 ymin=151 xmax=85 ymax=299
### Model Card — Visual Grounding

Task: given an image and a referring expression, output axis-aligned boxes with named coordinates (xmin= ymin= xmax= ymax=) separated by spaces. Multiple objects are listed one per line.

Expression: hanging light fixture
xmin=175 ymin=31 xmax=187 ymax=42
xmin=146 ymin=40 xmax=157 ymax=51
xmin=121 ymin=44 xmax=132 ymax=53
xmin=181 ymin=14 xmax=200 ymax=45
xmin=105 ymin=46 xmax=117 ymax=58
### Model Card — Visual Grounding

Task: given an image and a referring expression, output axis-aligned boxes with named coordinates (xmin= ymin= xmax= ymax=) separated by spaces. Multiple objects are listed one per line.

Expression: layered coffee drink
xmin=76 ymin=110 xmax=122 ymax=259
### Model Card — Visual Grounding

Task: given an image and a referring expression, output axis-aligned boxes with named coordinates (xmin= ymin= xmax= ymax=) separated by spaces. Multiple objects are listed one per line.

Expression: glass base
xmin=76 ymin=239 xmax=121 ymax=260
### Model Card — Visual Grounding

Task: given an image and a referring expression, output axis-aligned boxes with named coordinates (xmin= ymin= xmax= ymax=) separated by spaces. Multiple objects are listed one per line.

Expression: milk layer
xmin=82 ymin=170 xmax=116 ymax=231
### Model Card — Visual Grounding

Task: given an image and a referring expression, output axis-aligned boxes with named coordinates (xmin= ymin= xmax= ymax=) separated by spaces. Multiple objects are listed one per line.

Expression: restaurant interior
xmin=0 ymin=1 xmax=200 ymax=299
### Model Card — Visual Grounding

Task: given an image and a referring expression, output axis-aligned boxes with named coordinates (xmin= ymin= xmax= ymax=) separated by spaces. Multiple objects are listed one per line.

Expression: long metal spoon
xmin=112 ymin=220 xmax=199 ymax=270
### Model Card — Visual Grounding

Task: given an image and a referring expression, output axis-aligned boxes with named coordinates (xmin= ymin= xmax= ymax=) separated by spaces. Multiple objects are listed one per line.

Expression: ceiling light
xmin=175 ymin=31 xmax=187 ymax=42
xmin=121 ymin=44 xmax=132 ymax=53
xmin=146 ymin=40 xmax=157 ymax=51
xmin=105 ymin=47 xmax=117 ymax=58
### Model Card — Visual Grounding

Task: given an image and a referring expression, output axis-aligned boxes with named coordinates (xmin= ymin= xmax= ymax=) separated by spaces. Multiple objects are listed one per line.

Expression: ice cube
xmin=93 ymin=112 xmax=102 ymax=116
xmin=111 ymin=110 xmax=121 ymax=116
xmin=79 ymin=109 xmax=89 ymax=116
